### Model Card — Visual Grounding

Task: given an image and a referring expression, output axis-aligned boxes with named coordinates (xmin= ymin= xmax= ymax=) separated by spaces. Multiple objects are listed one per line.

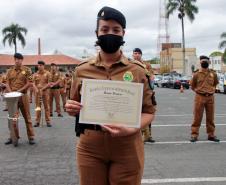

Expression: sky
xmin=0 ymin=0 xmax=226 ymax=60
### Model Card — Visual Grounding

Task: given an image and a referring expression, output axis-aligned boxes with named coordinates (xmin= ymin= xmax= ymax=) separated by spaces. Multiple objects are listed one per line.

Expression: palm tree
xmin=219 ymin=32 xmax=226 ymax=63
xmin=166 ymin=0 xmax=198 ymax=74
xmin=2 ymin=23 xmax=28 ymax=53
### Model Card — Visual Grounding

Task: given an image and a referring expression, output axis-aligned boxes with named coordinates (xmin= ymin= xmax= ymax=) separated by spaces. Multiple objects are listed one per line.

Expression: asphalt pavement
xmin=0 ymin=88 xmax=226 ymax=185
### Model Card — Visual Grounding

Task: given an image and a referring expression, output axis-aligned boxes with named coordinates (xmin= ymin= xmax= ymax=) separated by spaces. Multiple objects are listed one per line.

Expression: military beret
xmin=37 ymin=60 xmax=45 ymax=65
xmin=14 ymin=53 xmax=23 ymax=59
xmin=97 ymin=6 xmax=126 ymax=29
xmin=51 ymin=63 xmax=56 ymax=66
xmin=133 ymin=48 xmax=142 ymax=55
xmin=200 ymin=55 xmax=209 ymax=61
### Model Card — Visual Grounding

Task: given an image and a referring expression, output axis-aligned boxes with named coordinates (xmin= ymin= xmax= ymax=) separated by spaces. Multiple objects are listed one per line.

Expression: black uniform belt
xmin=50 ymin=86 xmax=60 ymax=89
xmin=84 ymin=124 xmax=102 ymax=131
xmin=197 ymin=92 xmax=213 ymax=97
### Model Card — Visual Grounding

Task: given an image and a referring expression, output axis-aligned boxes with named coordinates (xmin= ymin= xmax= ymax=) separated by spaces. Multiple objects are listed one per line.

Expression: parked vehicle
xmin=216 ymin=73 xmax=225 ymax=93
xmin=154 ymin=75 xmax=162 ymax=87
xmin=180 ymin=76 xmax=191 ymax=89
xmin=167 ymin=76 xmax=181 ymax=89
xmin=157 ymin=75 xmax=171 ymax=88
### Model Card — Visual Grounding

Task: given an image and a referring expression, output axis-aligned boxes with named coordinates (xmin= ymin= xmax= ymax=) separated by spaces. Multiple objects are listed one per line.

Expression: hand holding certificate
xmin=79 ymin=79 xmax=143 ymax=128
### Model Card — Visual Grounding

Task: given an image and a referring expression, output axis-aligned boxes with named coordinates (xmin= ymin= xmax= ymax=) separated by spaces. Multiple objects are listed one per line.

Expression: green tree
xmin=219 ymin=32 xmax=226 ymax=63
xmin=2 ymin=23 xmax=28 ymax=53
xmin=166 ymin=0 xmax=198 ymax=74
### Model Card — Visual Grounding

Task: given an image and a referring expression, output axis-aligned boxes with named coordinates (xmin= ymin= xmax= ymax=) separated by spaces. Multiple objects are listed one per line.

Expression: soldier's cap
xmin=133 ymin=48 xmax=142 ymax=55
xmin=97 ymin=6 xmax=126 ymax=29
xmin=200 ymin=55 xmax=209 ymax=61
xmin=51 ymin=63 xmax=56 ymax=66
xmin=14 ymin=53 xmax=23 ymax=60
xmin=37 ymin=60 xmax=45 ymax=65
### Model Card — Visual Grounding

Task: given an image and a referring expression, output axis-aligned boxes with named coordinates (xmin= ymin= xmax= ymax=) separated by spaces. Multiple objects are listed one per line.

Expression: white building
xmin=209 ymin=55 xmax=222 ymax=72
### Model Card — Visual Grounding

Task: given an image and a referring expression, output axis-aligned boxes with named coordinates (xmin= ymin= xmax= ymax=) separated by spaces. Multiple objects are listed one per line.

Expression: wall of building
xmin=160 ymin=48 xmax=197 ymax=75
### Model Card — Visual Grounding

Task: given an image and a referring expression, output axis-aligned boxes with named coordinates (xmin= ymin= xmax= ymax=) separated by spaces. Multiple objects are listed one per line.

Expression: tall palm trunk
xmin=14 ymin=39 xmax=17 ymax=53
xmin=181 ymin=16 xmax=186 ymax=74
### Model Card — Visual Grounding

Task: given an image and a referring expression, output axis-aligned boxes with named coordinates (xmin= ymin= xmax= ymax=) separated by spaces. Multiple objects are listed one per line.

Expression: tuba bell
xmin=3 ymin=92 xmax=23 ymax=147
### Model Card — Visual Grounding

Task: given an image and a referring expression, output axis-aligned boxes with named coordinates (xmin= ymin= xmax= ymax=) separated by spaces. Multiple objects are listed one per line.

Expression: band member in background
xmin=33 ymin=61 xmax=52 ymax=127
xmin=49 ymin=63 xmax=63 ymax=117
xmin=5 ymin=53 xmax=35 ymax=145
xmin=59 ymin=69 xmax=67 ymax=112
xmin=0 ymin=72 xmax=8 ymax=111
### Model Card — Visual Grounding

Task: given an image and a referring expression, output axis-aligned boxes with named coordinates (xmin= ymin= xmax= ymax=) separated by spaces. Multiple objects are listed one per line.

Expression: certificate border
xmin=79 ymin=79 xmax=143 ymax=128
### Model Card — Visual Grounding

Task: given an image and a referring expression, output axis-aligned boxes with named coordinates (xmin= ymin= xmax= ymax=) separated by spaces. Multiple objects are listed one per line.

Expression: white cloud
xmin=0 ymin=0 xmax=225 ymax=59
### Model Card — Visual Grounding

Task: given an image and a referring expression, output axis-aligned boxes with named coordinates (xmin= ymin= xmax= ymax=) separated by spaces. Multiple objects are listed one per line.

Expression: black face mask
xmin=96 ymin=34 xmax=125 ymax=53
xmin=201 ymin=62 xmax=209 ymax=68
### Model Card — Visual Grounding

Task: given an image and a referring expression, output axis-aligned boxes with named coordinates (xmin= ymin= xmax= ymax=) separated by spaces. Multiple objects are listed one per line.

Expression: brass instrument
xmin=3 ymin=92 xmax=23 ymax=147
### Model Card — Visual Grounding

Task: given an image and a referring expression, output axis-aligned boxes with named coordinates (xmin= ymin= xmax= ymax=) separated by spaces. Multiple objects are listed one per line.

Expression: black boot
xmin=4 ymin=138 xmax=12 ymax=145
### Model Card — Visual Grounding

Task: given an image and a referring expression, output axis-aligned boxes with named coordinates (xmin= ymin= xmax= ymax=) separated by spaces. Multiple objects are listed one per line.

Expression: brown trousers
xmin=35 ymin=90 xmax=50 ymax=124
xmin=191 ymin=94 xmax=215 ymax=138
xmin=29 ymin=87 xmax=33 ymax=102
xmin=59 ymin=88 xmax=66 ymax=110
xmin=10 ymin=94 xmax=35 ymax=139
xmin=77 ymin=130 xmax=144 ymax=185
xmin=49 ymin=89 xmax=61 ymax=114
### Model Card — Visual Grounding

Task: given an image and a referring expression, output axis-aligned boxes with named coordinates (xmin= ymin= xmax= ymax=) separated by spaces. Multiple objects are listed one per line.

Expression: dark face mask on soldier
xmin=97 ymin=34 xmax=125 ymax=53
xmin=201 ymin=61 xmax=209 ymax=69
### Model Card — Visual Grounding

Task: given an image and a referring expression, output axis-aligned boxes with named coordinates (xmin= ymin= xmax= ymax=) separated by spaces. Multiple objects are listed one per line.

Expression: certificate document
xmin=79 ymin=79 xmax=143 ymax=128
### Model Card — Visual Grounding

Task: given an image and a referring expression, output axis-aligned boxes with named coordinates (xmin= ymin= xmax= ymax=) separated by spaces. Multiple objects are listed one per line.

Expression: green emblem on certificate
xmin=123 ymin=71 xmax=133 ymax=82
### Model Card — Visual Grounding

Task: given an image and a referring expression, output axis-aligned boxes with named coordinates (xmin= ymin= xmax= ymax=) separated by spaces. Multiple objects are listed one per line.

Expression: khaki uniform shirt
xmin=71 ymin=53 xmax=156 ymax=114
xmin=49 ymin=70 xmax=61 ymax=83
xmin=59 ymin=74 xmax=66 ymax=88
xmin=33 ymin=70 xmax=51 ymax=89
xmin=191 ymin=69 xmax=218 ymax=94
xmin=6 ymin=66 xmax=32 ymax=92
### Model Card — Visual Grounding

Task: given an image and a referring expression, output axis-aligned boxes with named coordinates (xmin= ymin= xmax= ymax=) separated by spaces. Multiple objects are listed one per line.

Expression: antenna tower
xmin=157 ymin=0 xmax=170 ymax=58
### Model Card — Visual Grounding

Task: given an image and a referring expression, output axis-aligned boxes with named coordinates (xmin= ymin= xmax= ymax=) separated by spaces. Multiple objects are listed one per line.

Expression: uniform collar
xmin=13 ymin=66 xmax=23 ymax=71
xmin=90 ymin=51 xmax=130 ymax=67
xmin=199 ymin=68 xmax=210 ymax=73
xmin=38 ymin=69 xmax=45 ymax=74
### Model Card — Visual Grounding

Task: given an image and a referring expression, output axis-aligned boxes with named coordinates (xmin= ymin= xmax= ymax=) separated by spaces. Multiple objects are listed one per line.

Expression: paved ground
xmin=0 ymin=88 xmax=226 ymax=185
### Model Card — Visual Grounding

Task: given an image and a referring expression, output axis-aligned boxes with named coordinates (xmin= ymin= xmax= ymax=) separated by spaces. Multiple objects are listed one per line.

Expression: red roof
xmin=0 ymin=54 xmax=81 ymax=66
